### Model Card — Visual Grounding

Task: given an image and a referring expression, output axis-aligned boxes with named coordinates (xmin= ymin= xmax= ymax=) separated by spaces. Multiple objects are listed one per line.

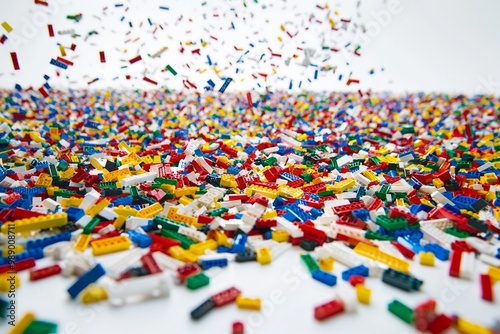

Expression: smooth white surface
xmin=0 ymin=0 xmax=499 ymax=93
xmin=1 ymin=246 xmax=498 ymax=334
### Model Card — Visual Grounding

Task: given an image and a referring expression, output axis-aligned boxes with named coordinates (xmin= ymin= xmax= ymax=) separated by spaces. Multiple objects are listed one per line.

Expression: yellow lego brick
xmin=50 ymin=127 xmax=60 ymax=140
xmin=46 ymin=186 xmax=59 ymax=196
xmin=209 ymin=230 xmax=232 ymax=247
xmin=355 ymin=285 xmax=371 ymax=305
xmin=137 ymin=202 xmax=163 ymax=218
xmin=113 ymin=205 xmax=138 ymax=217
xmin=256 ymin=248 xmax=272 ymax=265
xmin=189 ymin=239 xmax=218 ymax=255
xmin=278 ymin=185 xmax=304 ymax=198
xmin=2 ymin=244 xmax=23 ymax=257
xmin=362 ymin=170 xmax=380 ymax=182
xmin=121 ymin=152 xmax=142 ymax=166
xmin=236 ymin=296 xmax=262 ymax=310
xmin=420 ymin=199 xmax=435 ymax=207
xmin=174 ymin=187 xmax=199 ymax=198
xmin=86 ymin=199 xmax=111 ymax=218
xmin=90 ymin=157 xmax=104 ymax=170
xmin=68 ymin=197 xmax=83 ymax=207
xmin=168 ymin=245 xmax=186 ymax=261
xmin=329 ymin=178 xmax=356 ymax=193
xmin=74 ymin=233 xmax=92 ymax=252
xmin=220 ymin=174 xmax=237 ymax=188
xmin=91 ymin=235 xmax=131 ymax=256
xmin=1 ymin=21 xmax=13 ymax=33
xmin=81 ymin=284 xmax=108 ymax=304
xmin=167 ymin=207 xmax=201 ymax=228
xmin=354 ymin=242 xmax=410 ymax=273
xmin=183 ymin=250 xmax=198 ymax=263
xmin=179 ymin=196 xmax=194 ymax=206
xmin=70 ymin=155 xmax=80 ymax=163
xmin=456 ymin=318 xmax=493 ymax=334
xmin=1 ymin=213 xmax=68 ymax=234
xmin=271 ymin=230 xmax=289 ymax=242
xmin=8 ymin=312 xmax=35 ymax=334
xmin=318 ymin=257 xmax=334 ymax=272
xmin=482 ymin=173 xmax=498 ymax=184
xmin=58 ymin=167 xmax=76 ymax=180
xmin=460 ymin=209 xmax=479 ymax=219
xmin=118 ymin=141 xmax=132 ymax=153
xmin=0 ymin=273 xmax=20 ymax=293
xmin=488 ymin=266 xmax=500 ymax=284
xmin=419 ymin=251 xmax=435 ymax=266
xmin=35 ymin=173 xmax=53 ymax=188
xmin=484 ymin=191 xmax=496 ymax=201
xmin=141 ymin=155 xmax=153 ymax=164
xmin=262 ymin=210 xmax=277 ymax=219
xmin=248 ymin=185 xmax=278 ymax=199
xmin=113 ymin=215 xmax=127 ymax=229
xmin=432 ymin=178 xmax=444 ymax=188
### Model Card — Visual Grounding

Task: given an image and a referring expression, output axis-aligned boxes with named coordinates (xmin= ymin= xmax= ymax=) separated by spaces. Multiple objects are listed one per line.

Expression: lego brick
xmin=91 ymin=235 xmax=131 ymax=256
xmin=1 ymin=213 xmax=68 ymax=234
xmin=67 ymin=264 xmax=106 ymax=299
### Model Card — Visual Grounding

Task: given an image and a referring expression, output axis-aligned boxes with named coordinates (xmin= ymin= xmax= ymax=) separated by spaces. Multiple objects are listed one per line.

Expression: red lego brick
xmin=448 ymin=251 xmax=462 ymax=278
xmin=391 ymin=241 xmax=416 ymax=260
xmin=141 ymin=253 xmax=162 ymax=275
xmin=232 ymin=321 xmax=244 ymax=334
xmin=451 ymin=241 xmax=476 ymax=253
xmin=348 ymin=275 xmax=365 ymax=287
xmin=255 ymin=219 xmax=278 ymax=228
xmin=414 ymin=299 xmax=437 ymax=332
xmin=388 ymin=207 xmax=418 ymax=225
xmin=198 ymin=214 xmax=215 ymax=224
xmin=314 ymin=299 xmax=344 ymax=321
xmin=337 ymin=215 xmax=366 ymax=230
xmin=29 ymin=264 xmax=62 ymax=281
xmin=299 ymin=224 xmax=327 ymax=245
xmin=177 ymin=263 xmax=201 ymax=283
xmin=332 ymin=201 xmax=366 ymax=215
xmin=0 ymin=258 xmax=36 ymax=274
xmin=367 ymin=198 xmax=383 ymax=211
xmin=427 ymin=314 xmax=453 ymax=334
xmin=480 ymin=274 xmax=494 ymax=302
xmin=287 ymin=178 xmax=305 ymax=188
xmin=212 ymin=287 xmax=241 ymax=307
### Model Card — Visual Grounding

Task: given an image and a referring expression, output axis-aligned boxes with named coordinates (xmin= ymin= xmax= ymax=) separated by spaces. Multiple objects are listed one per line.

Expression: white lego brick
xmin=336 ymin=289 xmax=357 ymax=312
xmin=120 ymin=171 xmax=157 ymax=187
xmin=322 ymin=242 xmax=384 ymax=277
xmin=79 ymin=191 xmax=100 ymax=211
xmin=42 ymin=198 xmax=60 ymax=211
xmin=431 ymin=191 xmax=455 ymax=206
xmin=275 ymin=217 xmax=304 ymax=238
xmin=104 ymin=273 xmax=170 ymax=306
xmin=219 ymin=200 xmax=242 ymax=208
xmin=459 ymin=251 xmax=475 ymax=280
xmin=76 ymin=214 xmax=92 ymax=228
xmin=99 ymin=207 xmax=118 ymax=221
xmin=177 ymin=226 xmax=207 ymax=242
xmin=478 ymin=254 xmax=500 ymax=267
xmin=419 ymin=219 xmax=454 ymax=230
xmin=152 ymin=251 xmax=184 ymax=272
xmin=97 ymin=224 xmax=116 ymax=236
xmin=420 ymin=224 xmax=458 ymax=247
xmin=106 ymin=248 xmax=145 ymax=279
xmin=465 ymin=237 xmax=498 ymax=257
xmin=125 ymin=217 xmax=151 ymax=230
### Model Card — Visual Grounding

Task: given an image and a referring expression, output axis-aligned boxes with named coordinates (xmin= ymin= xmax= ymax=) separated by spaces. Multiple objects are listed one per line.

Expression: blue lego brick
xmin=409 ymin=204 xmax=434 ymax=215
xmin=230 ymin=233 xmax=247 ymax=253
xmin=352 ymin=208 xmax=369 ymax=221
xmin=11 ymin=187 xmax=46 ymax=196
xmin=273 ymin=197 xmax=286 ymax=210
xmin=382 ymin=268 xmax=423 ymax=292
xmin=341 ymin=265 xmax=369 ymax=281
xmin=217 ymin=246 xmax=231 ymax=253
xmin=0 ymin=248 xmax=44 ymax=266
xmin=226 ymin=166 xmax=241 ymax=175
xmin=127 ymin=230 xmax=152 ymax=248
xmin=443 ymin=203 xmax=461 ymax=215
xmin=423 ymin=243 xmax=450 ymax=261
xmin=264 ymin=231 xmax=272 ymax=239
xmin=200 ymin=258 xmax=228 ymax=270
xmin=244 ymin=146 xmax=257 ymax=155
xmin=452 ymin=196 xmax=477 ymax=210
xmin=26 ymin=232 xmax=72 ymax=250
xmin=111 ymin=196 xmax=133 ymax=206
xmin=279 ymin=172 xmax=300 ymax=182
xmin=312 ymin=270 xmax=337 ymax=287
xmin=65 ymin=207 xmax=85 ymax=222
xmin=67 ymin=264 xmax=106 ymax=299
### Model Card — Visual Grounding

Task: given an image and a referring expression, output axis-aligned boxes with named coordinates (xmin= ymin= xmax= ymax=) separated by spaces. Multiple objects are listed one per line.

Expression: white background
xmin=0 ymin=0 xmax=499 ymax=94
xmin=1 ymin=246 xmax=500 ymax=334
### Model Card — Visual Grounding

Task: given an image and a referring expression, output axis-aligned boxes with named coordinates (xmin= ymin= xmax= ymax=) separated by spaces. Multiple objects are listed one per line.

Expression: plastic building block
xmin=301 ymin=254 xmax=320 ymax=273
xmin=256 ymin=247 xmax=272 ymax=265
xmin=419 ymin=251 xmax=435 ymax=266
xmin=191 ymin=298 xmax=216 ymax=320
xmin=74 ymin=233 xmax=92 ymax=252
xmin=342 ymin=265 xmax=369 ymax=281
xmin=236 ymin=296 xmax=262 ymax=310
xmin=1 ymin=213 xmax=68 ymax=234
xmin=480 ymin=274 xmax=494 ymax=302
xmin=80 ymin=284 xmax=108 ymax=304
xmin=235 ymin=250 xmax=257 ymax=263
xmin=348 ymin=275 xmax=365 ymax=287
xmin=427 ymin=313 xmax=453 ymax=334
xmin=388 ymin=299 xmax=414 ymax=324
xmin=355 ymin=285 xmax=371 ymax=304
xmin=186 ymin=273 xmax=210 ymax=290
xmin=211 ymin=287 xmax=241 ymax=307
xmin=232 ymin=321 xmax=245 ymax=334
xmin=91 ymin=235 xmax=131 ymax=256
xmin=382 ymin=268 xmax=423 ymax=292
xmin=312 ymin=269 xmax=337 ymax=287
xmin=67 ymin=264 xmax=106 ymax=299
xmin=200 ymin=257 xmax=228 ymax=270
xmin=314 ymin=299 xmax=344 ymax=321
xmin=423 ymin=243 xmax=450 ymax=261
xmin=141 ymin=253 xmax=162 ymax=275
xmin=128 ymin=230 xmax=153 ymax=248
xmin=0 ymin=258 xmax=35 ymax=274
xmin=318 ymin=257 xmax=334 ymax=272
xmin=104 ymin=273 xmax=169 ymax=306
xmin=24 ymin=320 xmax=58 ymax=334
xmin=8 ymin=312 xmax=35 ymax=334
xmin=354 ymin=242 xmax=410 ymax=273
